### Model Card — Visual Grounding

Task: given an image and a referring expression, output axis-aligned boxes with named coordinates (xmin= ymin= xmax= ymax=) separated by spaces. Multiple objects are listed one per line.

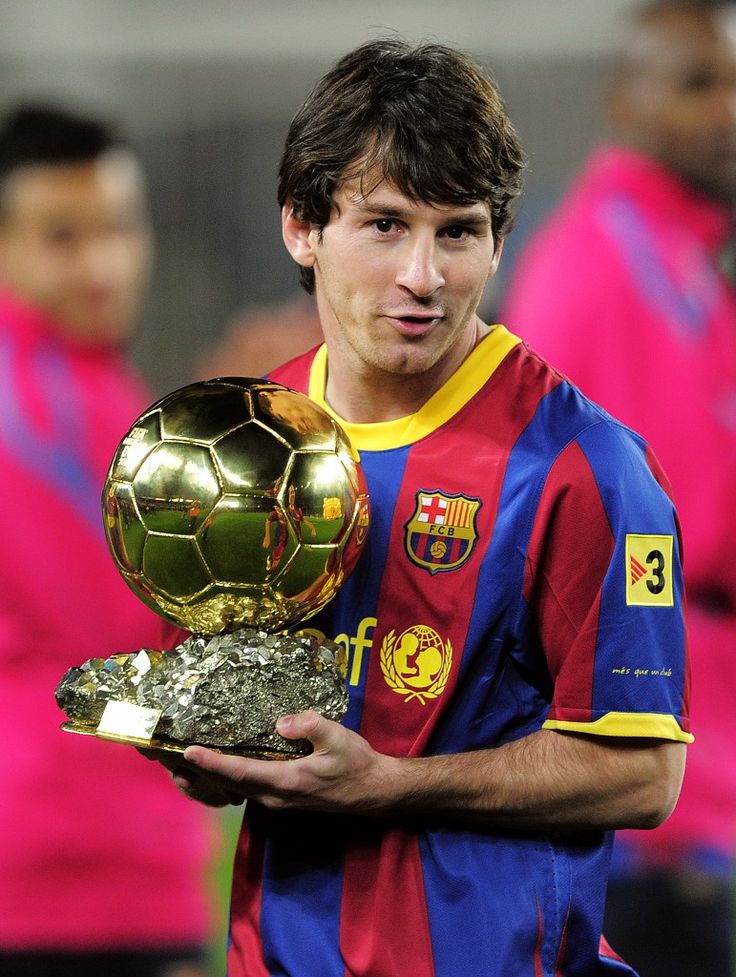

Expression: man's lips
xmin=384 ymin=312 xmax=444 ymax=336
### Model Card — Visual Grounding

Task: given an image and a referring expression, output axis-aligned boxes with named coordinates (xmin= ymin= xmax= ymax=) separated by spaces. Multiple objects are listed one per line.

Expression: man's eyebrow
xmin=353 ymin=200 xmax=492 ymax=226
xmin=352 ymin=201 xmax=411 ymax=219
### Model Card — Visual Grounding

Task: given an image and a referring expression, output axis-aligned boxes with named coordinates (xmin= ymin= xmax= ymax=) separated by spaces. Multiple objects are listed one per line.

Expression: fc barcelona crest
xmin=404 ymin=489 xmax=481 ymax=574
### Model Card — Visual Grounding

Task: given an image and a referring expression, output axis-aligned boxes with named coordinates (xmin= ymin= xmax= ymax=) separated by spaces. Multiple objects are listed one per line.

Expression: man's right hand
xmin=137 ymin=747 xmax=244 ymax=807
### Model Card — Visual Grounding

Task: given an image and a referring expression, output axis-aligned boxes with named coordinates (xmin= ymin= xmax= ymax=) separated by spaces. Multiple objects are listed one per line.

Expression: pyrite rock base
xmin=56 ymin=628 xmax=348 ymax=758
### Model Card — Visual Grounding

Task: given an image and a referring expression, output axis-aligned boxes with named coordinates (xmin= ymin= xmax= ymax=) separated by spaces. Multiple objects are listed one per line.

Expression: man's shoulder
xmin=552 ymin=385 xmax=669 ymax=500
xmin=514 ymin=341 xmax=652 ymax=458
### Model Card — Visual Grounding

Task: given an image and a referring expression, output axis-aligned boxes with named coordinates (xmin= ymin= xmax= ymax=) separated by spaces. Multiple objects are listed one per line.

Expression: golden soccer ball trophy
xmin=56 ymin=378 xmax=370 ymax=758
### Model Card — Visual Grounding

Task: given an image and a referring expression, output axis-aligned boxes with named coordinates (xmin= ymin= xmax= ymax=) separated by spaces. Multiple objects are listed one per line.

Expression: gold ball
xmin=103 ymin=378 xmax=370 ymax=634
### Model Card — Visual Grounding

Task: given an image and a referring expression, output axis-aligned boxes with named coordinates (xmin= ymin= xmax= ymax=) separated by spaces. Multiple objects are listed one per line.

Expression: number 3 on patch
xmin=625 ymin=534 xmax=674 ymax=607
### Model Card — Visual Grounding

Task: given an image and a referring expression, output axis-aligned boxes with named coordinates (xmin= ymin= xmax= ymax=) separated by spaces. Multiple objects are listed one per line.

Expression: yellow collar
xmin=307 ymin=325 xmax=521 ymax=451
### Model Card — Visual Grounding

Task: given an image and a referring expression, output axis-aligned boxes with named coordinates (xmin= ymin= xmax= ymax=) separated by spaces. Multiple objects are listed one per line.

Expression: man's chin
xmin=371 ymin=351 xmax=444 ymax=378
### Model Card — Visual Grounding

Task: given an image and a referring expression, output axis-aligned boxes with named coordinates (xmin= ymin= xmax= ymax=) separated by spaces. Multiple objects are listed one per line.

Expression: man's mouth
xmin=386 ymin=312 xmax=443 ymax=336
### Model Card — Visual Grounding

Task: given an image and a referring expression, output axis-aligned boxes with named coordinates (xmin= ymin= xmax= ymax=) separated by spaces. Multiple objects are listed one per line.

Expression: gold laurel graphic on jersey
xmin=380 ymin=625 xmax=453 ymax=704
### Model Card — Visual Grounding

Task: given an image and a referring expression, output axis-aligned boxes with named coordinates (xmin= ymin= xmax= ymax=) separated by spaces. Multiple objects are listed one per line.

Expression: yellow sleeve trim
xmin=308 ymin=325 xmax=522 ymax=451
xmin=543 ymin=712 xmax=693 ymax=743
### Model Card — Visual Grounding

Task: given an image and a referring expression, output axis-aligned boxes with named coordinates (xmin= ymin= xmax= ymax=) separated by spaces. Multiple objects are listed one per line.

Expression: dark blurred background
xmin=0 ymin=0 xmax=630 ymax=391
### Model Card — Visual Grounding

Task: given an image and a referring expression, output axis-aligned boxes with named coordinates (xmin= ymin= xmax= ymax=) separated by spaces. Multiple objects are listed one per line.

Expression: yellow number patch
xmin=625 ymin=534 xmax=673 ymax=607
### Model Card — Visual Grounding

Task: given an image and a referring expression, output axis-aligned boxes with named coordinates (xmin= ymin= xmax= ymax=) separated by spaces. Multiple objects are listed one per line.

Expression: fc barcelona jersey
xmin=227 ymin=325 xmax=691 ymax=977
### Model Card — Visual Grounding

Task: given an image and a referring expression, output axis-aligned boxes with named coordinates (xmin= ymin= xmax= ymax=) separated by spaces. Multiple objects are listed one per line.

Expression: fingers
xmin=182 ymin=728 xmax=315 ymax=804
xmin=136 ymin=745 xmax=195 ymax=777
xmin=181 ymin=712 xmax=332 ymax=780
xmin=176 ymin=713 xmax=348 ymax=810
xmin=183 ymin=745 xmax=301 ymax=807
xmin=276 ymin=710 xmax=334 ymax=749
xmin=136 ymin=745 xmax=244 ymax=806
xmin=183 ymin=744 xmax=273 ymax=785
xmin=276 ymin=711 xmax=317 ymax=738
xmin=171 ymin=768 xmax=238 ymax=808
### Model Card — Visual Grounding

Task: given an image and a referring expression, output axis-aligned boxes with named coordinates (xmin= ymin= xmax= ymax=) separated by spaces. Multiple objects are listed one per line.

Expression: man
xmin=0 ymin=105 xmax=214 ymax=977
xmin=165 ymin=41 xmax=690 ymax=976
xmin=502 ymin=3 xmax=736 ymax=974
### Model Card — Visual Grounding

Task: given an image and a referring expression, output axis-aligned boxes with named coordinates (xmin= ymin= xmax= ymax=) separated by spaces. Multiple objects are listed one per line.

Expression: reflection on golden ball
xmin=103 ymin=378 xmax=370 ymax=634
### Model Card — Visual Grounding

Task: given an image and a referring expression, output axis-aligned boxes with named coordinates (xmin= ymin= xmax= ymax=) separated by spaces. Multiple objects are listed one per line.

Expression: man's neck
xmin=324 ymin=318 xmax=490 ymax=423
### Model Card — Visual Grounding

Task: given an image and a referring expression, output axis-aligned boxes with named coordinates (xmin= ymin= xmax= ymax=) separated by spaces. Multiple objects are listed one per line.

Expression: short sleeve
xmin=524 ymin=419 xmax=692 ymax=743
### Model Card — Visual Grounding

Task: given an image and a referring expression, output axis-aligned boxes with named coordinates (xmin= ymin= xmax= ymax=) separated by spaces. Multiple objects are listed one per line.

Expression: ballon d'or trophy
xmin=56 ymin=378 xmax=370 ymax=759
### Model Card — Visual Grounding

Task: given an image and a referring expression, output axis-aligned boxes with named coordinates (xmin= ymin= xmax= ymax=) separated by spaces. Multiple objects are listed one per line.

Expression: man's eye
xmin=443 ymin=225 xmax=468 ymax=240
xmin=374 ymin=219 xmax=395 ymax=233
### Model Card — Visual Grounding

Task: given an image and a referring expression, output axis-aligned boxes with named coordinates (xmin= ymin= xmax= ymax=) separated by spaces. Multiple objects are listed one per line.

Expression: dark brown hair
xmin=0 ymin=104 xmax=125 ymax=196
xmin=278 ymin=39 xmax=526 ymax=293
xmin=0 ymin=104 xmax=132 ymax=221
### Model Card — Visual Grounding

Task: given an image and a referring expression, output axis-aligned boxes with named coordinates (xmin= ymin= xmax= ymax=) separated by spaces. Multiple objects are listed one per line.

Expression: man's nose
xmin=394 ymin=236 xmax=445 ymax=296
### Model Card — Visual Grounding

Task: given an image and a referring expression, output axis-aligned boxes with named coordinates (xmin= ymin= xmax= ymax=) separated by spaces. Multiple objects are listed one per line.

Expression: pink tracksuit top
xmin=503 ymin=146 xmax=736 ymax=869
xmin=0 ymin=289 xmax=215 ymax=948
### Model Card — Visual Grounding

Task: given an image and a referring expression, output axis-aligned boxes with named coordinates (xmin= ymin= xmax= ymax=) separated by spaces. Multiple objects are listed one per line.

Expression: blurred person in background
xmin=0 ymin=104 xmax=216 ymax=977
xmin=502 ymin=2 xmax=736 ymax=974
xmin=196 ymin=293 xmax=322 ymax=381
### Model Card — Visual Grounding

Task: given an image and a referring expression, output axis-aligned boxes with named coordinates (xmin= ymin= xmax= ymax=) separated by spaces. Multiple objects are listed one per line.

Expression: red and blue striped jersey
xmin=227 ymin=326 xmax=691 ymax=977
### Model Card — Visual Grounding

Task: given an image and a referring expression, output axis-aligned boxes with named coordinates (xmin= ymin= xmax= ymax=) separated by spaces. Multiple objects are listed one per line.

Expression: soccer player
xmin=163 ymin=40 xmax=691 ymax=976
xmin=502 ymin=3 xmax=736 ymax=974
xmin=0 ymin=105 xmax=214 ymax=977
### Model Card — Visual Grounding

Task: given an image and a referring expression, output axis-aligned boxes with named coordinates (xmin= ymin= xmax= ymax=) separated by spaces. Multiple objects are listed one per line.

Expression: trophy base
xmin=59 ymin=721 xmax=308 ymax=760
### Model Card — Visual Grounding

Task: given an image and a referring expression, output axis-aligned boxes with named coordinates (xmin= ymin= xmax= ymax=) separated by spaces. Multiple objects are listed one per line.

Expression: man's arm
xmin=169 ymin=709 xmax=685 ymax=831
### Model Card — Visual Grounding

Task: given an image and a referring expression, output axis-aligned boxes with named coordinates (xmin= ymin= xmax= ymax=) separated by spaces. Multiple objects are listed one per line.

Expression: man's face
xmin=0 ymin=151 xmax=151 ymax=344
xmin=287 ymin=176 xmax=501 ymax=388
xmin=613 ymin=8 xmax=736 ymax=201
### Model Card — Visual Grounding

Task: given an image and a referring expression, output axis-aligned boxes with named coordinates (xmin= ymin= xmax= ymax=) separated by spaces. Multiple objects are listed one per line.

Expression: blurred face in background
xmin=0 ymin=150 xmax=152 ymax=344
xmin=610 ymin=6 xmax=736 ymax=202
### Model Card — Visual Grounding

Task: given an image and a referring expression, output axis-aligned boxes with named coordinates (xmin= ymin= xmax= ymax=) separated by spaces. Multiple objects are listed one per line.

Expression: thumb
xmin=277 ymin=709 xmax=334 ymax=748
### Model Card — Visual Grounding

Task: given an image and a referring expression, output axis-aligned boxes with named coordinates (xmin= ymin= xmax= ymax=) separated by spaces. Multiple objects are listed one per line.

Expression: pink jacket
xmin=0 ymin=290 xmax=215 ymax=948
xmin=503 ymin=146 xmax=736 ymax=868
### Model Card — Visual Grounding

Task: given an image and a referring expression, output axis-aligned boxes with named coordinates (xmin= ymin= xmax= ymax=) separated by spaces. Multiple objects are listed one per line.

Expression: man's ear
xmin=282 ymin=204 xmax=317 ymax=269
xmin=489 ymin=237 xmax=504 ymax=278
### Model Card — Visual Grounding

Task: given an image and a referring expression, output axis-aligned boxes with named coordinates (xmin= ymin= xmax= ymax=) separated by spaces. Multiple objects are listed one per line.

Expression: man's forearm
xmin=174 ymin=713 xmax=686 ymax=831
xmin=375 ymin=729 xmax=686 ymax=831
